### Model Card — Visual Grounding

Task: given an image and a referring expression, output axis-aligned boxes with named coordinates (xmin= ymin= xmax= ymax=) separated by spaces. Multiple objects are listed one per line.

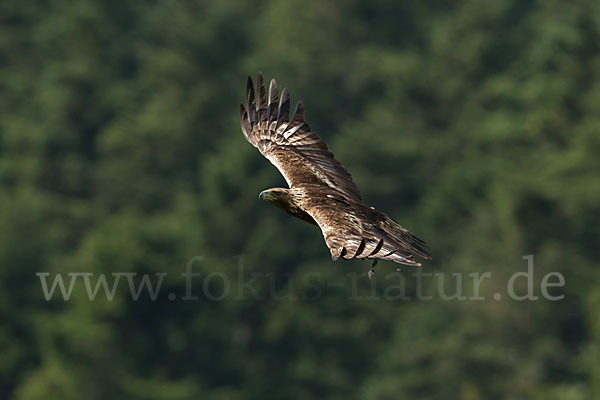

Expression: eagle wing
xmin=240 ymin=73 xmax=362 ymax=202
xmin=299 ymin=189 xmax=430 ymax=266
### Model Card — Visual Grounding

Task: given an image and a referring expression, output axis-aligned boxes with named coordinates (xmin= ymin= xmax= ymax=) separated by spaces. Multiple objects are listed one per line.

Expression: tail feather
xmin=380 ymin=216 xmax=431 ymax=260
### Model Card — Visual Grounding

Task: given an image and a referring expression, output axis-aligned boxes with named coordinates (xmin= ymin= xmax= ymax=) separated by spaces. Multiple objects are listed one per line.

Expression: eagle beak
xmin=259 ymin=191 xmax=267 ymax=201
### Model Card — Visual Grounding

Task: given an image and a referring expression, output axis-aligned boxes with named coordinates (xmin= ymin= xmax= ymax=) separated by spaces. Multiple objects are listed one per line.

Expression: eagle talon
xmin=368 ymin=259 xmax=378 ymax=280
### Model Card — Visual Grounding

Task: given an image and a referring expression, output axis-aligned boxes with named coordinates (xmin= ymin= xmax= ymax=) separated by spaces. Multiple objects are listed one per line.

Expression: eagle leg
xmin=368 ymin=259 xmax=378 ymax=280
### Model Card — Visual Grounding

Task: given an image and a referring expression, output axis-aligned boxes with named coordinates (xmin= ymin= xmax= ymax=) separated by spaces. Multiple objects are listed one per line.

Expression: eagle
xmin=240 ymin=73 xmax=430 ymax=278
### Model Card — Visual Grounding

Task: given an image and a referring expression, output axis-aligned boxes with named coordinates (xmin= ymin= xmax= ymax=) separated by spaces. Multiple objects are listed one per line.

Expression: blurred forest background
xmin=1 ymin=0 xmax=599 ymax=399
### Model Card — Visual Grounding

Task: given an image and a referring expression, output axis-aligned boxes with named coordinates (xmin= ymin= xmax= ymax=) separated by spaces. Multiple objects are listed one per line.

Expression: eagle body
xmin=240 ymin=73 xmax=430 ymax=267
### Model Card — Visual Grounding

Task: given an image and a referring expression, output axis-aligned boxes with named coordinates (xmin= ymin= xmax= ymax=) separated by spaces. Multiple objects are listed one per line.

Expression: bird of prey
xmin=240 ymin=73 xmax=430 ymax=278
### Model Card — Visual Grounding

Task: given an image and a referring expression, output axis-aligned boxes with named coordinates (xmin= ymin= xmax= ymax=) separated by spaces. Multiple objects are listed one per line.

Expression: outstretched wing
xmin=300 ymin=189 xmax=431 ymax=265
xmin=240 ymin=73 xmax=362 ymax=202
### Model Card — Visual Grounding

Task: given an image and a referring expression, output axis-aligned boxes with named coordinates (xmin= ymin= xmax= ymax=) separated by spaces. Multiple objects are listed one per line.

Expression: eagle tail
xmin=380 ymin=216 xmax=431 ymax=262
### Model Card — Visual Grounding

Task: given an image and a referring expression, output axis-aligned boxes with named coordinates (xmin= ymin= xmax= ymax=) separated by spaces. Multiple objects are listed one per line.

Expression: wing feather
xmin=277 ymin=88 xmax=290 ymax=123
xmin=240 ymin=74 xmax=362 ymax=202
xmin=267 ymin=79 xmax=278 ymax=121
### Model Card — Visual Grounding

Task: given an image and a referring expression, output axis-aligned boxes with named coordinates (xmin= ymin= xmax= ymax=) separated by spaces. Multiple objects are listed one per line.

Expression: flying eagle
xmin=240 ymin=73 xmax=430 ymax=278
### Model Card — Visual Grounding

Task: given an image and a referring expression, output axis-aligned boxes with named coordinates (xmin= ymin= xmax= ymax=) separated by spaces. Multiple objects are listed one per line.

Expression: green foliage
xmin=1 ymin=0 xmax=599 ymax=399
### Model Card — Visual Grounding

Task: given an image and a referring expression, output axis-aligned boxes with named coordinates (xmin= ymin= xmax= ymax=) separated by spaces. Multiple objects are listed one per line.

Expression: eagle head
xmin=258 ymin=188 xmax=317 ymax=226
xmin=259 ymin=188 xmax=290 ymax=204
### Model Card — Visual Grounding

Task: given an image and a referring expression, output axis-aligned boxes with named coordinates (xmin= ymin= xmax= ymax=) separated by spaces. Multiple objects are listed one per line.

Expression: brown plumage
xmin=240 ymin=73 xmax=430 ymax=275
